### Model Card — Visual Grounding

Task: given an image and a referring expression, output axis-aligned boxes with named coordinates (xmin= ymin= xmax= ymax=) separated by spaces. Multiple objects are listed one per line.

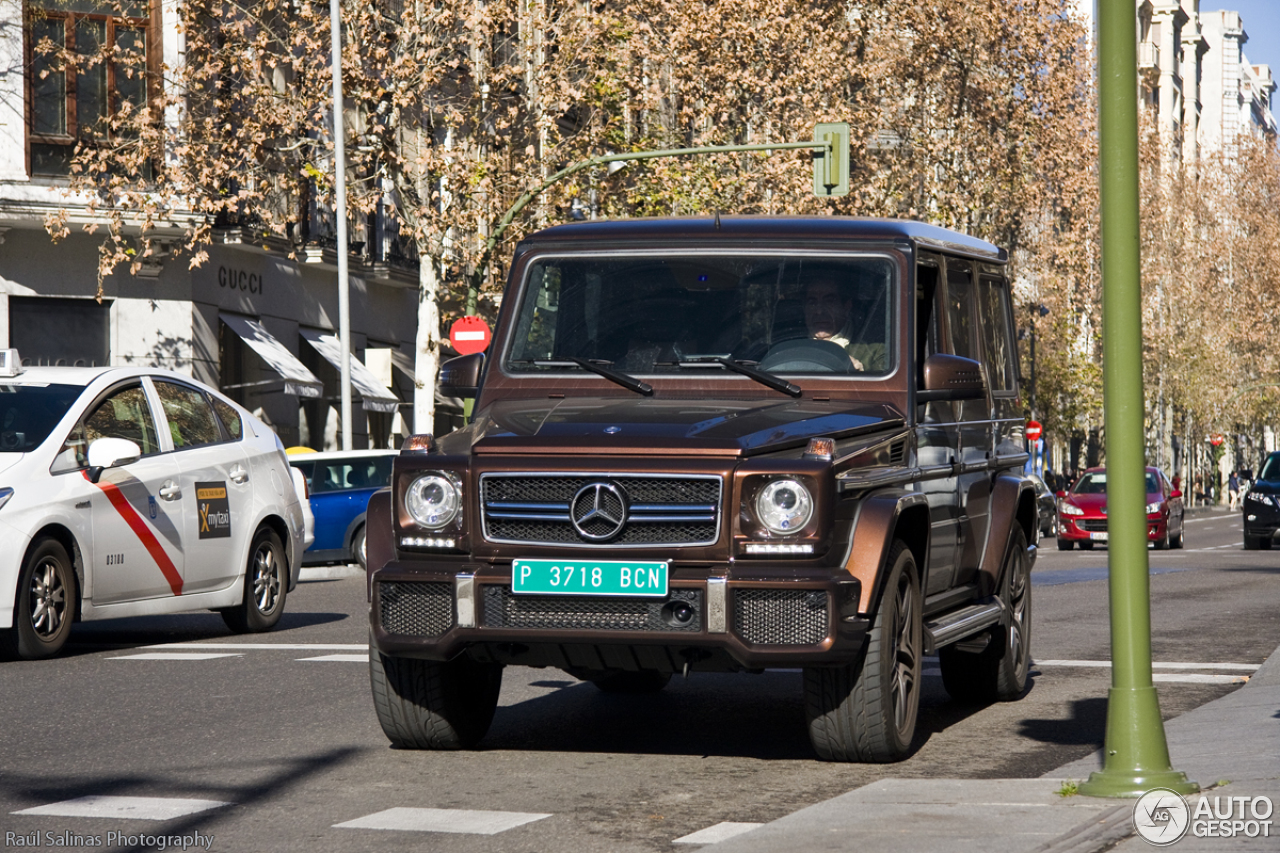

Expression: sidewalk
xmin=697 ymin=644 xmax=1280 ymax=853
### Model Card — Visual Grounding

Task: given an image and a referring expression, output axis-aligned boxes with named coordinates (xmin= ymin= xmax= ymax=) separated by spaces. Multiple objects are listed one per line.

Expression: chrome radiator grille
xmin=734 ymin=589 xmax=829 ymax=646
xmin=379 ymin=581 xmax=454 ymax=637
xmin=481 ymin=473 xmax=721 ymax=547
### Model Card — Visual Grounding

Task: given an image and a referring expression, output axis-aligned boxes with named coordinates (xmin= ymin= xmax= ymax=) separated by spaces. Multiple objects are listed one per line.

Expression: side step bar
xmin=923 ymin=600 xmax=1003 ymax=654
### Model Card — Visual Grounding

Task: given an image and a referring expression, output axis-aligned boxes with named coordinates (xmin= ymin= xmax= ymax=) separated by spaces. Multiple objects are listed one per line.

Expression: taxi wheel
xmin=939 ymin=527 xmax=1033 ymax=704
xmin=352 ymin=525 xmax=367 ymax=572
xmin=221 ymin=527 xmax=287 ymax=634
xmin=369 ymin=636 xmax=503 ymax=749
xmin=4 ymin=538 xmax=77 ymax=661
xmin=804 ymin=540 xmax=920 ymax=762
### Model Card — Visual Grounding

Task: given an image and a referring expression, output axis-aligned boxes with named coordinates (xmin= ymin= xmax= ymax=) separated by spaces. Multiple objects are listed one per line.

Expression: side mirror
xmin=86 ymin=437 xmax=142 ymax=483
xmin=1170 ymin=489 xmax=1182 ymax=499
xmin=918 ymin=353 xmax=987 ymax=402
xmin=439 ymin=352 xmax=485 ymax=399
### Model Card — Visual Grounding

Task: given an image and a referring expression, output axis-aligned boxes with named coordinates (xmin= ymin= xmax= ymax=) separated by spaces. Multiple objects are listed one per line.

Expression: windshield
xmin=1072 ymin=471 xmax=1160 ymax=495
xmin=506 ymin=254 xmax=896 ymax=376
xmin=0 ymin=383 xmax=82 ymax=452
xmin=1261 ymin=454 xmax=1280 ymax=482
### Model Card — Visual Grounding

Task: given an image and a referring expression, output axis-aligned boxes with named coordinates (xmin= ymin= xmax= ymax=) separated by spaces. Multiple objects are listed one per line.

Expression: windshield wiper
xmin=668 ymin=356 xmax=802 ymax=398
xmin=521 ymin=358 xmax=653 ymax=396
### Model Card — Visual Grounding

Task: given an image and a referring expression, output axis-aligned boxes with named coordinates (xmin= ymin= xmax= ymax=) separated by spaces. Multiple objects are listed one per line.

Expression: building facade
xmin=0 ymin=0 xmax=426 ymax=450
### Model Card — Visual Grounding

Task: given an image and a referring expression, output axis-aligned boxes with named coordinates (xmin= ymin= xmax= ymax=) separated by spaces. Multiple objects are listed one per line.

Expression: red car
xmin=1056 ymin=467 xmax=1185 ymax=550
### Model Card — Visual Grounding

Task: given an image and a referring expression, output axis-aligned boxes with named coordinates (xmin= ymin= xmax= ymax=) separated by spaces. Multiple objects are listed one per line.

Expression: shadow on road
xmin=1015 ymin=697 xmax=1106 ymax=748
xmin=60 ymin=611 xmax=351 ymax=656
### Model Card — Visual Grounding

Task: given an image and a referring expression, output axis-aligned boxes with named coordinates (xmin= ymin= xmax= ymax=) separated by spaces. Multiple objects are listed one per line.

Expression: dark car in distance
xmin=1055 ymin=466 xmax=1184 ymax=550
xmin=1242 ymin=452 xmax=1280 ymax=549
xmin=289 ymin=450 xmax=395 ymax=570
xmin=364 ymin=217 xmax=1039 ymax=762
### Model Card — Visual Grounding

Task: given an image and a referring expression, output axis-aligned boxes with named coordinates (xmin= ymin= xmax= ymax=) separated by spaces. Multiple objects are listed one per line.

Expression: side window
xmin=312 ymin=463 xmax=346 ymax=493
xmin=978 ymin=277 xmax=1015 ymax=392
xmin=211 ymin=397 xmax=243 ymax=440
xmin=81 ymin=384 xmax=160 ymax=457
xmin=916 ymin=262 xmax=942 ymax=367
xmin=154 ymin=381 xmax=222 ymax=449
xmin=945 ymin=265 xmax=980 ymax=361
xmin=369 ymin=456 xmax=393 ymax=487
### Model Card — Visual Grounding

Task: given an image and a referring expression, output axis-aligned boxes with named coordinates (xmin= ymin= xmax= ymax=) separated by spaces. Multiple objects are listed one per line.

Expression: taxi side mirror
xmin=439 ymin=352 xmax=485 ymax=399
xmin=86 ymin=437 xmax=142 ymax=483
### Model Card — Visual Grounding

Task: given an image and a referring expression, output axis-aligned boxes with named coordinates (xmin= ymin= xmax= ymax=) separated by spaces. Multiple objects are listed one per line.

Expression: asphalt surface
xmin=2 ymin=509 xmax=1276 ymax=852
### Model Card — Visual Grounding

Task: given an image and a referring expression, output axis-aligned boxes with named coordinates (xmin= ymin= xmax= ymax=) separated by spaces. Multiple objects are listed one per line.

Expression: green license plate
xmin=512 ymin=559 xmax=669 ymax=597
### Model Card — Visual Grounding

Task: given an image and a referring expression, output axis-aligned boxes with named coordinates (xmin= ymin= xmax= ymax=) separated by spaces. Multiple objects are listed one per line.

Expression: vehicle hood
xmin=462 ymin=397 xmax=904 ymax=456
xmin=0 ymin=453 xmax=25 ymax=479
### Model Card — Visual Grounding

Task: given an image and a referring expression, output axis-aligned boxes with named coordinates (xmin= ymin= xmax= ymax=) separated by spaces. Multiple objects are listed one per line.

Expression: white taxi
xmin=0 ymin=351 xmax=307 ymax=659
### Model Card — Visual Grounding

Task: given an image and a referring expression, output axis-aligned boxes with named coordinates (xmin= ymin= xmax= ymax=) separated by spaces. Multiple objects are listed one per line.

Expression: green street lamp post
xmin=1078 ymin=0 xmax=1197 ymax=799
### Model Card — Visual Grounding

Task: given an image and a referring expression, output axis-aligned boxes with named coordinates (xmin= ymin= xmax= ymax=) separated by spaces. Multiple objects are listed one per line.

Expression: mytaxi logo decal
xmin=197 ymin=481 xmax=232 ymax=539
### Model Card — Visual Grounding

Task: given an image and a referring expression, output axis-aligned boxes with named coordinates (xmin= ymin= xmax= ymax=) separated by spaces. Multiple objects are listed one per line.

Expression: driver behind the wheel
xmin=802 ymin=270 xmax=886 ymax=371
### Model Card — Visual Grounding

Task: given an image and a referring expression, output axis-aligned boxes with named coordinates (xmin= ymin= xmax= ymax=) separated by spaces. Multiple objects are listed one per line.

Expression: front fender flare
xmin=846 ymin=489 xmax=930 ymax=614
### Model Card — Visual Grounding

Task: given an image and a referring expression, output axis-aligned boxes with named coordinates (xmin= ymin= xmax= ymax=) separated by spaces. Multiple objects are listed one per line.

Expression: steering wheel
xmin=759 ymin=339 xmax=854 ymax=374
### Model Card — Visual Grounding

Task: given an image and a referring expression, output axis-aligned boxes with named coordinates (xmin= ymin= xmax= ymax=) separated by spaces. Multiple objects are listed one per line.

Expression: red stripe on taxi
xmin=84 ymin=471 xmax=183 ymax=596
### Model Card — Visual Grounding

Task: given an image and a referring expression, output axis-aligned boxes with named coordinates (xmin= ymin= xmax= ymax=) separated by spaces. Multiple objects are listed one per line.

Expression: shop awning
xmin=299 ymin=329 xmax=401 ymax=414
xmin=220 ymin=314 xmax=323 ymax=398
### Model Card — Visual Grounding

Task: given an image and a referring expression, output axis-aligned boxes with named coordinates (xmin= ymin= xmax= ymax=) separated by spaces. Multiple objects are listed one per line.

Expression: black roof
xmin=518 ymin=216 xmax=1007 ymax=263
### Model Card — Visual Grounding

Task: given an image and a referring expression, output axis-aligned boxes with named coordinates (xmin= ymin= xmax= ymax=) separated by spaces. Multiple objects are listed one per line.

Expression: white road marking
xmin=1034 ymin=660 xmax=1257 ymax=671
xmin=673 ymin=822 xmax=764 ymax=845
xmin=333 ymin=807 xmax=551 ymax=835
xmin=1153 ymin=673 xmax=1249 ymax=684
xmin=13 ymin=796 xmax=230 ymax=820
xmin=298 ymin=654 xmax=369 ymax=662
xmin=111 ymin=653 xmax=242 ymax=661
xmin=153 ymin=643 xmax=368 ymax=651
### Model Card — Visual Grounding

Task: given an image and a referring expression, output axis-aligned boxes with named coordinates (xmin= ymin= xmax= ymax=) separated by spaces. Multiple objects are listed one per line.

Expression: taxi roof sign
xmin=0 ymin=348 xmax=22 ymax=377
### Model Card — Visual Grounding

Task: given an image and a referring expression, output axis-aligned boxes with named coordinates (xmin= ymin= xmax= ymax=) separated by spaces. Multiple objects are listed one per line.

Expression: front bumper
xmin=369 ymin=559 xmax=868 ymax=671
xmin=1057 ymin=515 xmax=1168 ymax=543
xmin=1243 ymin=499 xmax=1280 ymax=539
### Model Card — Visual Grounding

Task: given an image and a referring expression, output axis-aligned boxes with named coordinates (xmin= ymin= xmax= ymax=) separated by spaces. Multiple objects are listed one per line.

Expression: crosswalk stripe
xmin=333 ymin=807 xmax=551 ymax=835
xmin=673 ymin=822 xmax=763 ymax=845
xmin=153 ymin=643 xmax=368 ymax=651
xmin=12 ymin=796 xmax=230 ymax=820
xmin=1033 ymin=659 xmax=1257 ymax=671
xmin=111 ymin=653 xmax=242 ymax=661
xmin=298 ymin=654 xmax=369 ymax=662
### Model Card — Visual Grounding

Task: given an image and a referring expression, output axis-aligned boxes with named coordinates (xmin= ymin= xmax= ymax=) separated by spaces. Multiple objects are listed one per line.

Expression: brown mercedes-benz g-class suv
xmin=365 ymin=217 xmax=1037 ymax=762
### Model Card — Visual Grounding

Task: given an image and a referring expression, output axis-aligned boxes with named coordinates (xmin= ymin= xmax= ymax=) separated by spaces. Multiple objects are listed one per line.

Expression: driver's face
xmin=804 ymin=280 xmax=851 ymax=340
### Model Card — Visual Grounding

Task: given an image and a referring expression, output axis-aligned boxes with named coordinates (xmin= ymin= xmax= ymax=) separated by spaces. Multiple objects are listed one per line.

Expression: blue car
xmin=288 ymin=450 xmax=395 ymax=569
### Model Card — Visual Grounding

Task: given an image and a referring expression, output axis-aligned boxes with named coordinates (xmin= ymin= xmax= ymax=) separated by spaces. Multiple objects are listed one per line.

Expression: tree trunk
xmin=413 ymin=254 xmax=442 ymax=434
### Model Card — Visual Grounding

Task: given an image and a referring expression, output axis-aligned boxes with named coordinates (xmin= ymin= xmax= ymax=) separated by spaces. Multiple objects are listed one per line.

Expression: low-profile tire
xmin=221 ymin=527 xmax=287 ymax=633
xmin=352 ymin=524 xmax=367 ymax=572
xmin=4 ymin=538 xmax=77 ymax=660
xmin=369 ymin=639 xmax=503 ymax=749
xmin=1056 ymin=539 xmax=1074 ymax=551
xmin=1244 ymin=534 xmax=1261 ymax=551
xmin=576 ymin=669 xmax=671 ymax=693
xmin=939 ymin=527 xmax=1033 ymax=704
xmin=804 ymin=540 xmax=921 ymax=762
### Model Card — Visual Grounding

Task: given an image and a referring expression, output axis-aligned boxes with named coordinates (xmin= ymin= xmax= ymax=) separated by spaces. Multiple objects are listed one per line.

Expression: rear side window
xmin=154 ymin=381 xmax=222 ymax=449
xmin=212 ymin=397 xmax=243 ymax=440
xmin=978 ymin=277 xmax=1015 ymax=392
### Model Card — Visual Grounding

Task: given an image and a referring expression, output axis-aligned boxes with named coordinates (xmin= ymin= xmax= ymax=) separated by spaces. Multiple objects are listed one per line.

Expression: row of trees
xmin=32 ymin=0 xmax=1280 ymax=463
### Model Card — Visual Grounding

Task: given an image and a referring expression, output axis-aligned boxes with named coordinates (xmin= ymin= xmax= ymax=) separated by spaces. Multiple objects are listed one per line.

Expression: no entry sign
xmin=449 ymin=316 xmax=491 ymax=355
xmin=1026 ymin=420 xmax=1043 ymax=442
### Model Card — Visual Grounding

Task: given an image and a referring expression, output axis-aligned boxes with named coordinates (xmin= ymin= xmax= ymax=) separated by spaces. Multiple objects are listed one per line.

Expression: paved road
xmin=2 ymin=510 xmax=1276 ymax=852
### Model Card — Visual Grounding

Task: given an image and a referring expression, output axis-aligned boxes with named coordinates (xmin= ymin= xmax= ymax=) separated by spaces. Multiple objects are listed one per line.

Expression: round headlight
xmin=755 ymin=479 xmax=813 ymax=535
xmin=406 ymin=473 xmax=461 ymax=529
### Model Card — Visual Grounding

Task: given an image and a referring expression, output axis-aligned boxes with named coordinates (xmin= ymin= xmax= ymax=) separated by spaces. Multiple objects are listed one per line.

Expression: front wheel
xmin=1056 ymin=539 xmax=1074 ymax=551
xmin=221 ymin=527 xmax=287 ymax=633
xmin=804 ymin=540 xmax=921 ymax=762
xmin=939 ymin=526 xmax=1033 ymax=704
xmin=1244 ymin=534 xmax=1261 ymax=551
xmin=4 ymin=538 xmax=77 ymax=660
xmin=369 ymin=639 xmax=503 ymax=749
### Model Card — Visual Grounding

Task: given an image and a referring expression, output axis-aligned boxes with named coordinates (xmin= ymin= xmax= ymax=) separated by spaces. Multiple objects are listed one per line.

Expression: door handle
xmin=230 ymin=466 xmax=249 ymax=484
xmin=159 ymin=481 xmax=182 ymax=501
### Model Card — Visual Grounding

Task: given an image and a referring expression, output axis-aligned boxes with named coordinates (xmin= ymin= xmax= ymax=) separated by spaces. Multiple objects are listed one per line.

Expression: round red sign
xmin=1209 ymin=433 xmax=1225 ymax=447
xmin=1025 ymin=420 xmax=1043 ymax=442
xmin=449 ymin=316 xmax=491 ymax=355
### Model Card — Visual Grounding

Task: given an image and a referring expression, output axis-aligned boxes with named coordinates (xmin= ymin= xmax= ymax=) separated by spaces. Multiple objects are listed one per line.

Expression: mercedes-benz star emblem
xmin=571 ymin=482 xmax=627 ymax=541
